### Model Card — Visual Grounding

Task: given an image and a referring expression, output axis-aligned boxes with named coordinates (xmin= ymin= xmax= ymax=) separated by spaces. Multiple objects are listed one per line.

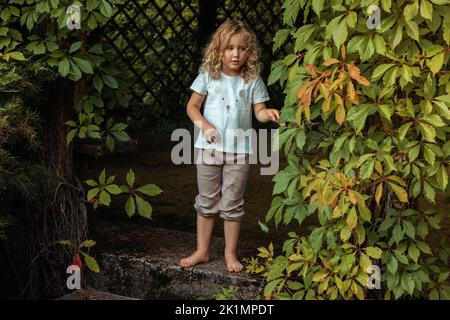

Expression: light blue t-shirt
xmin=190 ymin=71 xmax=270 ymax=154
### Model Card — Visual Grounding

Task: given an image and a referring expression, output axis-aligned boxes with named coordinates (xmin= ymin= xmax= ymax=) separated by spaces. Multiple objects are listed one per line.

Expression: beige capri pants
xmin=194 ymin=148 xmax=251 ymax=221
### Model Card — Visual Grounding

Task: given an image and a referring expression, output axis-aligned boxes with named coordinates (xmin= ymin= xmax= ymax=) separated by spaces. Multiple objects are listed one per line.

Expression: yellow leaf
xmin=313 ymin=272 xmax=329 ymax=282
xmin=386 ymin=175 xmax=406 ymax=187
xmin=346 ymin=207 xmax=358 ymax=230
xmin=335 ymin=103 xmax=346 ymax=125
xmin=374 ymin=160 xmax=383 ymax=176
xmin=388 ymin=182 xmax=409 ymax=203
xmin=375 ymin=183 xmax=383 ymax=205
xmin=323 ymin=58 xmax=340 ymax=66
xmin=348 ymin=190 xmax=357 ymax=205
xmin=322 ymin=97 xmax=331 ymax=112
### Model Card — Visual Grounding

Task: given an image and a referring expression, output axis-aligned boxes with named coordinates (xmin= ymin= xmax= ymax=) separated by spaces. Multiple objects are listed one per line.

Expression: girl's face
xmin=221 ymin=32 xmax=248 ymax=76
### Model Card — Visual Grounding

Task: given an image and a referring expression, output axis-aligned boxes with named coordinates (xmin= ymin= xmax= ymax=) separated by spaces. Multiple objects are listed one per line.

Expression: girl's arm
xmin=186 ymin=92 xmax=214 ymax=132
xmin=253 ymin=102 xmax=280 ymax=123
xmin=187 ymin=92 xmax=221 ymax=143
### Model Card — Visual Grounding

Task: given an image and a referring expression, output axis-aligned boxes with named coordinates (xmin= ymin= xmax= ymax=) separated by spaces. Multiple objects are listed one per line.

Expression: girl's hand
xmin=264 ymin=109 xmax=280 ymax=123
xmin=203 ymin=125 xmax=221 ymax=144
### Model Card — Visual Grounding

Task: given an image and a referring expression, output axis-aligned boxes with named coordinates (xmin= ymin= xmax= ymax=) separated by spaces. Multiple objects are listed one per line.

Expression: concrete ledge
xmin=88 ymin=221 xmax=264 ymax=299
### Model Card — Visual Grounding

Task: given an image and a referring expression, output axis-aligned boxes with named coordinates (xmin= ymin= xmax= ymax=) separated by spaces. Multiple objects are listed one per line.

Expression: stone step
xmin=88 ymin=221 xmax=264 ymax=299
xmin=58 ymin=288 xmax=139 ymax=300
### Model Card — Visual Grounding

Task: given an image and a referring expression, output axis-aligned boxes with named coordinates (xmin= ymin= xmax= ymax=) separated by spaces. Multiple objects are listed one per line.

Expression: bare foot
xmin=225 ymin=253 xmax=244 ymax=272
xmin=179 ymin=250 xmax=210 ymax=268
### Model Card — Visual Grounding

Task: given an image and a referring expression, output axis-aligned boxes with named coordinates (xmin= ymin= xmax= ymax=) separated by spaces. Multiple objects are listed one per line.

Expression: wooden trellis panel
xmin=103 ymin=0 xmax=287 ymax=121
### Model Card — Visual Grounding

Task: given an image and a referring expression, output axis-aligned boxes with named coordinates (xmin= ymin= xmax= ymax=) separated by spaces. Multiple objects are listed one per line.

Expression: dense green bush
xmin=250 ymin=0 xmax=450 ymax=300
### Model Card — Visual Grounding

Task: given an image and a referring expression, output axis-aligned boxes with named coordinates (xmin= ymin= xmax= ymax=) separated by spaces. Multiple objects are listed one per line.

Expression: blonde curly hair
xmin=199 ymin=20 xmax=262 ymax=83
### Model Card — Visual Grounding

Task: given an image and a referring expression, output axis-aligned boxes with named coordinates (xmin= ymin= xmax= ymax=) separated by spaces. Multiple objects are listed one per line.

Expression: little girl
xmin=180 ymin=20 xmax=279 ymax=272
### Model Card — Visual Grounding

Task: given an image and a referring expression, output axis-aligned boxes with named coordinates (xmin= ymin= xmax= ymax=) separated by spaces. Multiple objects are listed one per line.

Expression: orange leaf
xmin=296 ymin=82 xmax=309 ymax=99
xmin=306 ymin=64 xmax=317 ymax=77
xmin=300 ymin=86 xmax=312 ymax=109
xmin=346 ymin=79 xmax=359 ymax=105
xmin=340 ymin=45 xmax=346 ymax=60
xmin=347 ymin=64 xmax=369 ymax=86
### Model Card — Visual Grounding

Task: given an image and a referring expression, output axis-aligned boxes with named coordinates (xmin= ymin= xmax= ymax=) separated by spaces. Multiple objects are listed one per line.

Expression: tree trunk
xmin=26 ymin=79 xmax=88 ymax=298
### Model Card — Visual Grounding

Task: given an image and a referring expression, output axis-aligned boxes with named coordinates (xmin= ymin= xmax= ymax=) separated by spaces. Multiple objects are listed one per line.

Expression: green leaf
xmin=404 ymin=1 xmax=419 ymax=21
xmin=136 ymin=184 xmax=163 ymax=197
xmin=100 ymin=0 xmax=113 ymax=17
xmin=73 ymin=57 xmax=94 ymax=74
xmin=437 ymin=164 xmax=448 ymax=190
xmin=126 ymin=169 xmax=135 ymax=187
xmin=346 ymin=11 xmax=357 ymax=28
xmin=102 ymin=73 xmax=118 ymax=88
xmin=295 ymin=130 xmax=306 ymax=150
xmin=398 ymin=122 xmax=412 ymax=141
xmin=58 ymin=58 xmax=70 ymax=77
xmin=264 ymin=279 xmax=282 ymax=297
xmin=258 ymin=220 xmax=269 ymax=233
xmin=111 ymin=131 xmax=130 ymax=142
xmin=273 ymin=29 xmax=290 ymax=52
xmin=418 ymin=122 xmax=436 ymax=142
xmin=87 ymin=0 xmax=99 ymax=11
xmin=66 ymin=128 xmax=78 ymax=145
xmin=85 ymin=179 xmax=98 ymax=187
xmin=403 ymin=220 xmax=416 ymax=239
xmin=125 ymin=196 xmax=135 ymax=217
xmin=81 ymin=252 xmax=100 ymax=273
xmin=99 ymin=190 xmax=111 ymax=206
xmin=69 ymin=41 xmax=82 ymax=53
xmin=80 ymin=240 xmax=96 ymax=248
xmin=340 ymin=226 xmax=351 ymax=242
xmin=420 ymin=0 xmax=433 ymax=20
xmin=365 ymin=247 xmax=382 ymax=259
xmin=360 ymin=157 xmax=375 ymax=180
xmin=309 ymin=227 xmax=324 ymax=252
xmin=423 ymin=181 xmax=436 ymax=203
xmin=99 ymin=169 xmax=106 ymax=184
xmin=408 ymin=243 xmax=420 ymax=263
xmin=408 ymin=144 xmax=420 ymax=162
xmin=135 ymin=195 xmax=152 ymax=219
xmin=401 ymin=273 xmax=415 ymax=295
xmin=333 ymin=17 xmax=348 ymax=50
xmin=387 ymin=256 xmax=398 ymax=274
xmin=416 ymin=241 xmax=432 ymax=254
xmin=391 ymin=21 xmax=403 ymax=49
xmin=423 ymin=145 xmax=435 ymax=165
xmin=105 ymin=184 xmax=122 ymax=195
xmin=393 ymin=223 xmax=404 ymax=244
xmin=378 ymin=104 xmax=392 ymax=121
xmin=373 ymin=34 xmax=386 ymax=55
xmin=358 ymin=205 xmax=371 ymax=222
xmin=428 ymin=51 xmax=445 ymax=74
xmin=422 ymin=114 xmax=446 ymax=127
xmin=87 ymin=187 xmax=99 ymax=201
